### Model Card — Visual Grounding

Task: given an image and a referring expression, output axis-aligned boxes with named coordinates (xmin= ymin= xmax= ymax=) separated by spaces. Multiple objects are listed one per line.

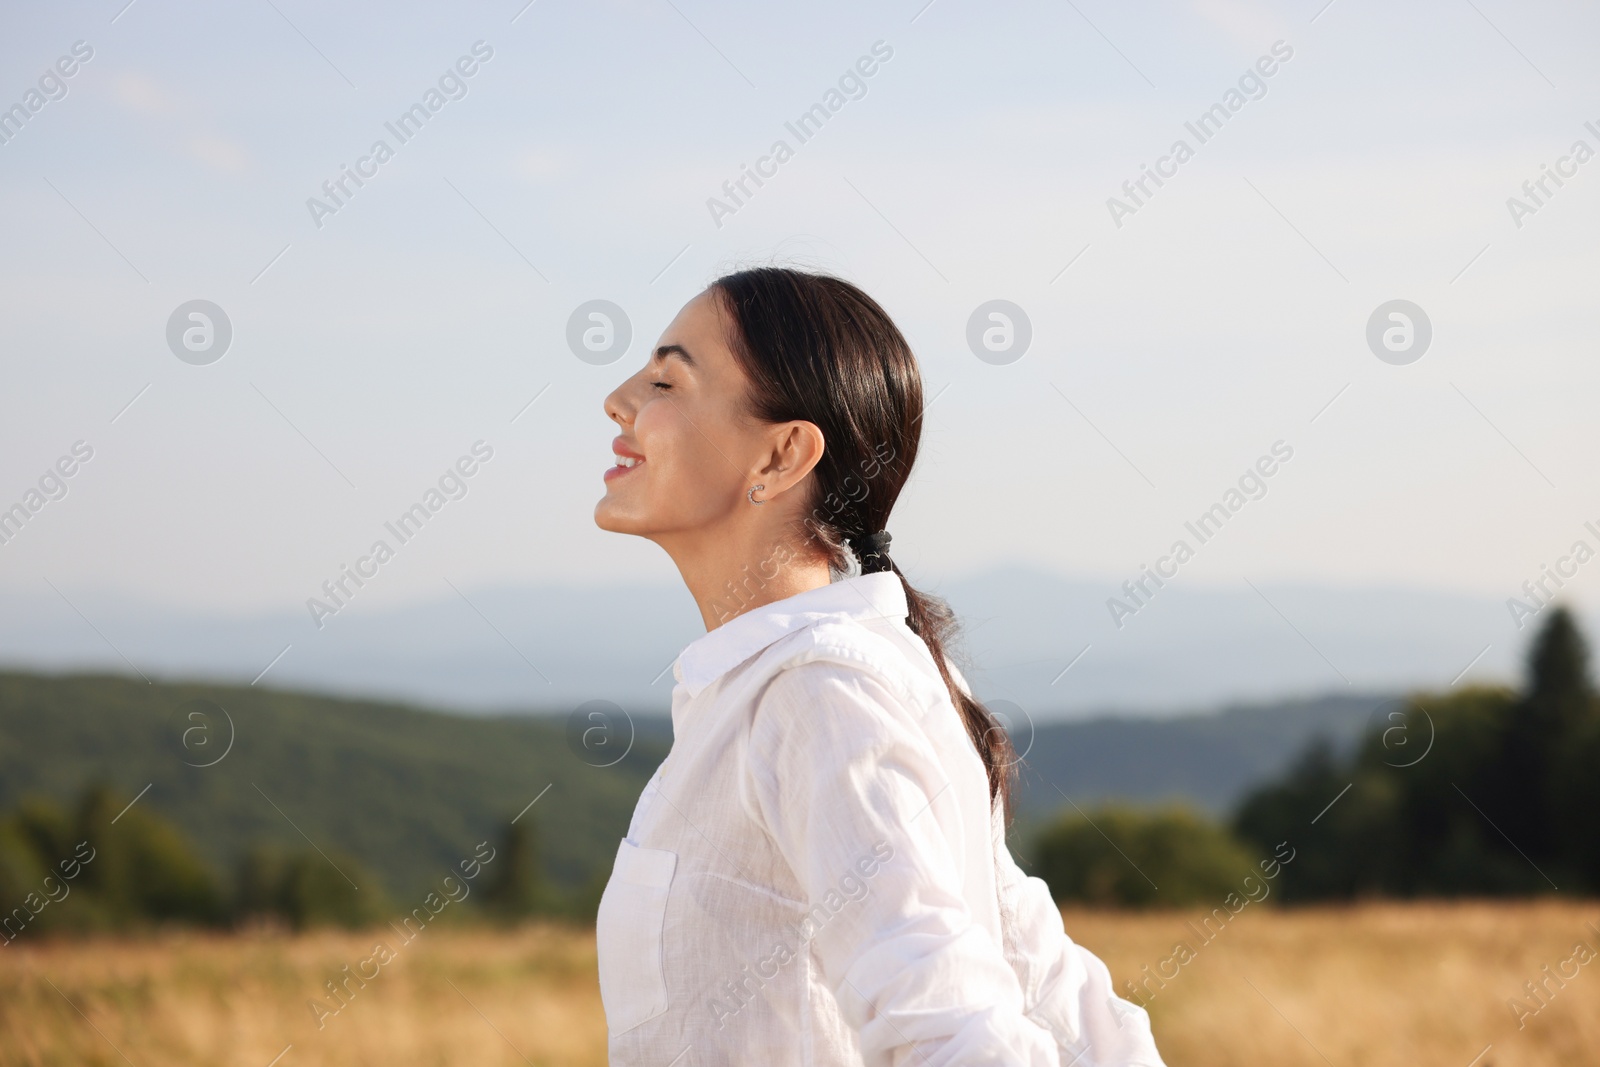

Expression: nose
xmin=603 ymin=380 xmax=633 ymax=428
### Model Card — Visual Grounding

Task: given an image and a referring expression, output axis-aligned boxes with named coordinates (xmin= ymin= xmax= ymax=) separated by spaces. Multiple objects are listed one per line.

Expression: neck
xmin=659 ymin=525 xmax=832 ymax=631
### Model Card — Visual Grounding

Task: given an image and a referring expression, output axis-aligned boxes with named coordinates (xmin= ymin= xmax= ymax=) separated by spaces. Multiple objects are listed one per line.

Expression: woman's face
xmin=595 ymin=289 xmax=766 ymax=540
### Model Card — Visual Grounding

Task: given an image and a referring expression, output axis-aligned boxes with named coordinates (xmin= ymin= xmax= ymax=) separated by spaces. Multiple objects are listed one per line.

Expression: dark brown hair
xmin=711 ymin=266 xmax=1015 ymax=815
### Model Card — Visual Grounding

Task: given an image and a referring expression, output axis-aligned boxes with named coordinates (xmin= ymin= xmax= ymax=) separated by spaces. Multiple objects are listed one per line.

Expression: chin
xmin=593 ymin=496 xmax=649 ymax=536
xmin=593 ymin=497 xmax=623 ymax=532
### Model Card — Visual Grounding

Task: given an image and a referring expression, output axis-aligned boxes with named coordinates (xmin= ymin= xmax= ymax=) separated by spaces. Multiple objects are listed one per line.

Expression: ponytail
xmin=714 ymin=266 xmax=1018 ymax=820
xmin=864 ymin=542 xmax=1015 ymax=816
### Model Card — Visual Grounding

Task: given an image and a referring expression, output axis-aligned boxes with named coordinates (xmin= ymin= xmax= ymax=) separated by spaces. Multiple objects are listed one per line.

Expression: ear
xmin=755 ymin=420 xmax=825 ymax=498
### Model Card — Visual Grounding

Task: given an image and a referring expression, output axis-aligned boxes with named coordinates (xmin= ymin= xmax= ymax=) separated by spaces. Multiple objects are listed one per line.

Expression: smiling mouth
xmin=604 ymin=453 xmax=644 ymax=482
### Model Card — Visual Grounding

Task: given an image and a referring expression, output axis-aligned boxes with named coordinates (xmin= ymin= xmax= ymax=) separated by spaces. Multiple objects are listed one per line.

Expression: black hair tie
xmin=852 ymin=529 xmax=893 ymax=573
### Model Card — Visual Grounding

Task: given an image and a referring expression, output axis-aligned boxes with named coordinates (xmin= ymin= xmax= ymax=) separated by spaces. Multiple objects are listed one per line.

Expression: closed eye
xmin=652 ymin=380 xmax=672 ymax=391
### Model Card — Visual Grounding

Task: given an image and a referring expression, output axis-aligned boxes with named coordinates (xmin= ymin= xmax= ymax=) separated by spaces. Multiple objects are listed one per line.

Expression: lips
xmin=605 ymin=436 xmax=645 ymax=483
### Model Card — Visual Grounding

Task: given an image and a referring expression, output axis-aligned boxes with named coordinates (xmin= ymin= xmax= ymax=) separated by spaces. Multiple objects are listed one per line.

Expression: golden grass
xmin=3 ymin=901 xmax=1597 ymax=1066
xmin=0 ymin=922 xmax=607 ymax=1067
xmin=1065 ymin=898 xmax=1600 ymax=1067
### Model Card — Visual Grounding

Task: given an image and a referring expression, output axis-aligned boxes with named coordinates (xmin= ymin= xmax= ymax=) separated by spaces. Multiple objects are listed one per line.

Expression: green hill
xmin=1010 ymin=692 xmax=1384 ymax=817
xmin=0 ymin=669 xmax=1399 ymax=912
xmin=0 ymin=671 xmax=667 ymax=905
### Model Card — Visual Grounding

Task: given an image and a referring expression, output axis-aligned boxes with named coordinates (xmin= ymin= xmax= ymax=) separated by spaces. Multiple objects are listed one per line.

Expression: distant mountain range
xmin=1 ymin=567 xmax=1557 ymax=720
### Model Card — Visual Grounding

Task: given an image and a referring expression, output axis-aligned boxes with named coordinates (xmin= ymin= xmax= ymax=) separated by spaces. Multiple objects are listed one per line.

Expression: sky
xmin=2 ymin=0 xmax=1598 ymax=690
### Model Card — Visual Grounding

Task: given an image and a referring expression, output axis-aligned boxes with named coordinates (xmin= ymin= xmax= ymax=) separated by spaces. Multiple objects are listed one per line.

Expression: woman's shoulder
xmin=744 ymin=613 xmax=949 ymax=732
xmin=780 ymin=612 xmax=930 ymax=682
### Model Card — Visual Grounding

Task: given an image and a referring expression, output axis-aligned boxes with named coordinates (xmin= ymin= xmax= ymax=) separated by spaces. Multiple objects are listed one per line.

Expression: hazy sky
xmin=3 ymin=0 xmax=1597 ymax=641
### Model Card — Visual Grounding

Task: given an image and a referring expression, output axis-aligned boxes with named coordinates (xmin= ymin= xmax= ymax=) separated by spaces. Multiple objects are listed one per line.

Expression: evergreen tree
xmin=1232 ymin=732 xmax=1409 ymax=901
xmin=1491 ymin=607 xmax=1595 ymax=862
xmin=233 ymin=844 xmax=293 ymax=923
xmin=1527 ymin=609 xmax=1600 ymax=889
xmin=1234 ymin=608 xmax=1598 ymax=900
xmin=481 ymin=816 xmax=552 ymax=919
xmin=1381 ymin=687 xmax=1531 ymax=895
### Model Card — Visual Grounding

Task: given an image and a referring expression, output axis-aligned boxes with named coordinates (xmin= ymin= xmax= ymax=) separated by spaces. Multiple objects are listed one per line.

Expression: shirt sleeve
xmin=745 ymin=654 xmax=1062 ymax=1067
xmin=990 ymin=805 xmax=1169 ymax=1067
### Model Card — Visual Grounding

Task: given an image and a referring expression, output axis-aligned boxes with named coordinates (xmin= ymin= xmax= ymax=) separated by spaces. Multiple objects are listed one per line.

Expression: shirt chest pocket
xmin=595 ymin=839 xmax=678 ymax=1035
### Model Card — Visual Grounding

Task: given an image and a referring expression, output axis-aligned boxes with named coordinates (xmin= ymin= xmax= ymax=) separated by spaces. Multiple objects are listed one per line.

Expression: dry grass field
xmin=2 ymin=901 xmax=1597 ymax=1066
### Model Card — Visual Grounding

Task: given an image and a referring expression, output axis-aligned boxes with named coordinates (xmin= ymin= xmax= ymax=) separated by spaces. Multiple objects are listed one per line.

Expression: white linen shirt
xmin=595 ymin=571 xmax=1167 ymax=1067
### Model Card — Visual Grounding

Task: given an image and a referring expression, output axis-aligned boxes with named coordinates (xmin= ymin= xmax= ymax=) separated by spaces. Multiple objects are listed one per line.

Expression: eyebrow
xmin=654 ymin=343 xmax=696 ymax=368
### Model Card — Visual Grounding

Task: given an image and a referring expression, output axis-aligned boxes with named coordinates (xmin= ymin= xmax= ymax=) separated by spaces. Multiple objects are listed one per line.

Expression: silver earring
xmin=748 ymin=484 xmax=765 ymax=505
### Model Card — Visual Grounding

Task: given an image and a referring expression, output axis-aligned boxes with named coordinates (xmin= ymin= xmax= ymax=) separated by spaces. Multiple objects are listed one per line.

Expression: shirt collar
xmin=671 ymin=572 xmax=908 ymax=699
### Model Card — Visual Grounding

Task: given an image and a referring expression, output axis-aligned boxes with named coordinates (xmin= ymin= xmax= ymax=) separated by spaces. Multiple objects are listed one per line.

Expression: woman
xmin=593 ymin=267 xmax=1166 ymax=1066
